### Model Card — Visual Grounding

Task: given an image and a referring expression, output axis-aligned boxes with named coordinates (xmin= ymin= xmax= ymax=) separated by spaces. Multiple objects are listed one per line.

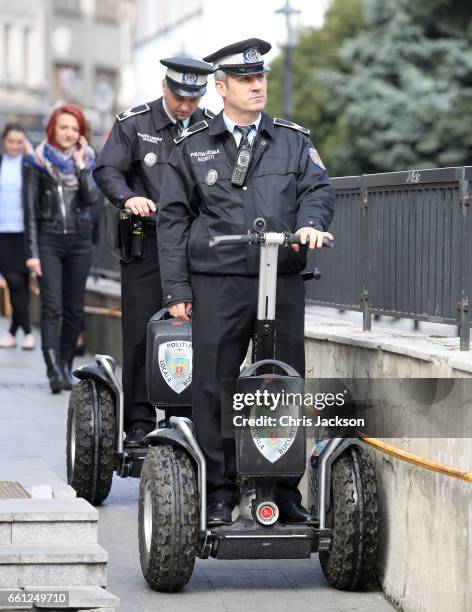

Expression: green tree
xmin=266 ymin=0 xmax=365 ymax=176
xmin=318 ymin=0 xmax=472 ymax=173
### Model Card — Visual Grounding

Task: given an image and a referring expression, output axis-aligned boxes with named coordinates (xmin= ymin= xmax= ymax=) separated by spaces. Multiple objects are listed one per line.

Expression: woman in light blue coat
xmin=0 ymin=123 xmax=35 ymax=350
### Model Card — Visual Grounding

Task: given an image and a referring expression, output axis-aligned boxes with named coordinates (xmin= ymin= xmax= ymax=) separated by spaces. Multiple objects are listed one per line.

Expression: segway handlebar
xmin=209 ymin=231 xmax=333 ymax=248
xmin=209 ymin=233 xmax=255 ymax=247
xmin=119 ymin=209 xmax=158 ymax=222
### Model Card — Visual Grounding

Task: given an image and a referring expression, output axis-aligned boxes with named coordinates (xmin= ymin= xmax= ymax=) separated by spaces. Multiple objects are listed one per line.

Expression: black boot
xmin=60 ymin=348 xmax=77 ymax=391
xmin=43 ymin=349 xmax=66 ymax=394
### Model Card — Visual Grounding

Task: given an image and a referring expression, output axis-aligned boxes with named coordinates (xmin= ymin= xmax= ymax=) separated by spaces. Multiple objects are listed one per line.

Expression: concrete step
xmin=25 ymin=586 xmax=119 ymax=610
xmin=30 ymin=586 xmax=120 ymax=609
xmin=0 ymin=545 xmax=107 ymax=588
xmin=0 ymin=499 xmax=98 ymax=545
xmin=0 ymin=586 xmax=119 ymax=611
xmin=0 ymin=499 xmax=98 ymax=522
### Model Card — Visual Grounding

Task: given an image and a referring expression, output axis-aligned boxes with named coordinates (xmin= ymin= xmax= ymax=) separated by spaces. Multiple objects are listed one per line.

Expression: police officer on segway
xmin=93 ymin=58 xmax=214 ymax=448
xmin=157 ymin=39 xmax=335 ymax=526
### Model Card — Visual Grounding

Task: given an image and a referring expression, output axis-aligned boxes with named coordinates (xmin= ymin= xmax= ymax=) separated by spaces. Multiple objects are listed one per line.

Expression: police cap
xmin=160 ymin=57 xmax=213 ymax=98
xmin=203 ymin=38 xmax=271 ymax=75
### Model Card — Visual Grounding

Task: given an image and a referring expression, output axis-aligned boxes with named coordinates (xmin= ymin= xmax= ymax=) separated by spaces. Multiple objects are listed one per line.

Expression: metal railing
xmin=90 ymin=166 xmax=472 ymax=349
xmin=90 ymin=211 xmax=120 ymax=281
xmin=305 ymin=166 xmax=472 ymax=349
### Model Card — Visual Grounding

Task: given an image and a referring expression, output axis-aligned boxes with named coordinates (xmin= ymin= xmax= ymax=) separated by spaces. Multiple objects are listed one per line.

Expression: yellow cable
xmin=361 ymin=435 xmax=472 ymax=484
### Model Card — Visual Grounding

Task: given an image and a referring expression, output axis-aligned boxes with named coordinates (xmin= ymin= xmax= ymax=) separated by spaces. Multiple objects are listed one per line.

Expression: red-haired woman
xmin=25 ymin=104 xmax=101 ymax=393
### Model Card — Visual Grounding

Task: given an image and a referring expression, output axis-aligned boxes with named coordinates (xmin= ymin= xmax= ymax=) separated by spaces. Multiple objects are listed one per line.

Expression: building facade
xmin=132 ymin=0 xmax=289 ymax=112
xmin=0 ymin=0 xmax=135 ymax=144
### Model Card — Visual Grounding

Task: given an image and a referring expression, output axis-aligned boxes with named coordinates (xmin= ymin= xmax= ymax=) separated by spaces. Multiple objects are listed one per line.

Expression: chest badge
xmin=144 ymin=152 xmax=158 ymax=167
xmin=205 ymin=169 xmax=218 ymax=185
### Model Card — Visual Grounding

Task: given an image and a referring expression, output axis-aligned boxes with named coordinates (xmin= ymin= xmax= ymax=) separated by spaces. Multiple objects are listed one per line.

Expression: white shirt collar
xmin=223 ymin=112 xmax=261 ymax=136
xmin=162 ymin=97 xmax=190 ymax=128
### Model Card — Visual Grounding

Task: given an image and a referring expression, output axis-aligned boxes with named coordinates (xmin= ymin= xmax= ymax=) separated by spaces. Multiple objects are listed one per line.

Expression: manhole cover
xmin=0 ymin=481 xmax=30 ymax=499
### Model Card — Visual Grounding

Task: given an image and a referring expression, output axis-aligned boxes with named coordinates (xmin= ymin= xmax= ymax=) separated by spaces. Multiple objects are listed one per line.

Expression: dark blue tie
xmin=235 ymin=124 xmax=255 ymax=149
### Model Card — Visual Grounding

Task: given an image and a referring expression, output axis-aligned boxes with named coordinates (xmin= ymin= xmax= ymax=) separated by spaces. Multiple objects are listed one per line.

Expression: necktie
xmin=231 ymin=125 xmax=255 ymax=186
xmin=235 ymin=124 xmax=255 ymax=149
xmin=176 ymin=120 xmax=185 ymax=135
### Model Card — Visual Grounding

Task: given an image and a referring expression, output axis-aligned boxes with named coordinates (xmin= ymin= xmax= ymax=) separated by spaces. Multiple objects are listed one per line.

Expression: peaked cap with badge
xmin=203 ymin=38 xmax=271 ymax=75
xmin=160 ymin=57 xmax=213 ymax=98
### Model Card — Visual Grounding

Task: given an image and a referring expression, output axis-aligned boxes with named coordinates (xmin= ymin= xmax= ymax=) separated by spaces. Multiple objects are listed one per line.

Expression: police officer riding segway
xmin=93 ymin=57 xmax=214 ymax=449
xmin=65 ymin=57 xmax=214 ymax=505
xmin=138 ymin=38 xmax=379 ymax=592
xmin=156 ymin=39 xmax=334 ymax=527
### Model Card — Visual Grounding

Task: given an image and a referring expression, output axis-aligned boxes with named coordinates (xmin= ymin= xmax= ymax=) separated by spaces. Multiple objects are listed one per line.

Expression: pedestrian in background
xmin=0 ymin=123 xmax=35 ymax=350
xmin=25 ymin=104 xmax=101 ymax=393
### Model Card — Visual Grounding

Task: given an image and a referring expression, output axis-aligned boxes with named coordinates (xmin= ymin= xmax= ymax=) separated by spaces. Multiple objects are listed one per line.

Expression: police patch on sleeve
xmin=308 ymin=147 xmax=326 ymax=170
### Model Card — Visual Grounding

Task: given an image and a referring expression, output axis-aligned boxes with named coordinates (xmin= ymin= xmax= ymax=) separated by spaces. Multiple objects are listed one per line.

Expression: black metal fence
xmin=305 ymin=166 xmax=472 ymax=349
xmin=91 ymin=165 xmax=472 ymax=349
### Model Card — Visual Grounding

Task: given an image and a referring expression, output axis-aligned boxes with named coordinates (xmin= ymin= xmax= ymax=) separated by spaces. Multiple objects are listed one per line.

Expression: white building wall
xmin=132 ymin=0 xmax=329 ymax=113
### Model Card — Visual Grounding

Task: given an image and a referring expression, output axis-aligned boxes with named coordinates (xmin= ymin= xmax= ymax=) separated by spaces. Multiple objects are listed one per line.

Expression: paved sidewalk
xmin=0 ymin=316 xmax=394 ymax=612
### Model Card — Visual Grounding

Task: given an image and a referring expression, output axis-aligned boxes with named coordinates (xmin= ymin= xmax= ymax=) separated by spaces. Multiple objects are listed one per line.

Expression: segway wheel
xmin=138 ymin=445 xmax=198 ymax=592
xmin=319 ymin=444 xmax=379 ymax=590
xmin=66 ymin=379 xmax=115 ymax=505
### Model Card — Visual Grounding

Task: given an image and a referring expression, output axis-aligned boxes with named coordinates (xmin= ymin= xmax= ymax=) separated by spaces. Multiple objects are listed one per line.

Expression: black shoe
xmin=278 ymin=500 xmax=317 ymax=525
xmin=207 ymin=501 xmax=234 ymax=526
xmin=43 ymin=349 xmax=66 ymax=394
xmin=60 ymin=348 xmax=77 ymax=391
xmin=60 ymin=364 xmax=76 ymax=391
xmin=124 ymin=428 xmax=149 ymax=448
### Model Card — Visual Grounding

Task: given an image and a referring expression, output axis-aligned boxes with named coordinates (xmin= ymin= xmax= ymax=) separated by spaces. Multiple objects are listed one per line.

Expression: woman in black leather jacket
xmin=25 ymin=104 xmax=101 ymax=393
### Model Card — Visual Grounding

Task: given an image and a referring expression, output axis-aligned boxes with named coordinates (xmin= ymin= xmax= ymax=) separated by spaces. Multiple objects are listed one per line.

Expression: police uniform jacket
xmin=157 ymin=111 xmax=335 ymax=306
xmin=93 ymin=98 xmax=213 ymax=217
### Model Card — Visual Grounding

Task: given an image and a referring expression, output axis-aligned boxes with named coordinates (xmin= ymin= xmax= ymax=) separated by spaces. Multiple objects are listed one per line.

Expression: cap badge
xmin=205 ymin=169 xmax=218 ymax=185
xmin=144 ymin=152 xmax=158 ymax=167
xmin=183 ymin=72 xmax=197 ymax=85
xmin=243 ymin=48 xmax=259 ymax=63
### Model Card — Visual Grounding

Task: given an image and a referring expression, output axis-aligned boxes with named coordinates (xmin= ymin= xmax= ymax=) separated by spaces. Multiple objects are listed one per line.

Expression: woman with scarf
xmin=25 ymin=104 xmax=101 ymax=393
xmin=0 ymin=123 xmax=35 ymax=350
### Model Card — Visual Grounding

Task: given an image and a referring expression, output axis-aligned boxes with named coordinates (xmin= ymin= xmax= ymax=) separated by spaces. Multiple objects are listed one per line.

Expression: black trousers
xmin=38 ymin=232 xmax=92 ymax=360
xmin=4 ymin=271 xmax=31 ymax=336
xmin=120 ymin=226 xmax=161 ymax=432
xmin=0 ymin=232 xmax=31 ymax=335
xmin=191 ymin=273 xmax=305 ymax=506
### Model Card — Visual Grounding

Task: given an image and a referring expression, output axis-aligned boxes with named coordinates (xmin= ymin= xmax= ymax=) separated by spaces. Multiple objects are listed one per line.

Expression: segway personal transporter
xmin=137 ymin=218 xmax=379 ymax=592
xmin=66 ymin=210 xmax=192 ymax=505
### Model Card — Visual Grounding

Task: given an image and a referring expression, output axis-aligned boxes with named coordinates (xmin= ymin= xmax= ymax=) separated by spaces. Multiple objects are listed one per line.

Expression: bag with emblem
xmin=232 ymin=363 xmax=306 ymax=478
xmin=146 ymin=308 xmax=192 ymax=408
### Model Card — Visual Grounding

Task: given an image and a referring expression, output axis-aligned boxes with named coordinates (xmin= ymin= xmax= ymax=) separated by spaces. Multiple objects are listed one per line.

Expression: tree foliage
xmin=266 ymin=0 xmax=365 ymax=175
xmin=267 ymin=0 xmax=472 ymax=176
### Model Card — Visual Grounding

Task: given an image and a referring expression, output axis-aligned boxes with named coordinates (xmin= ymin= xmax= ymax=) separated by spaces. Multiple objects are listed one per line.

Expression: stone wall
xmin=305 ymin=313 xmax=472 ymax=612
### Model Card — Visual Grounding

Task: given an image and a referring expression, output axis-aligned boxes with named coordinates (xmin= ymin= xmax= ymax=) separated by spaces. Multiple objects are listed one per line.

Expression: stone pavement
xmin=0 ymin=316 xmax=394 ymax=612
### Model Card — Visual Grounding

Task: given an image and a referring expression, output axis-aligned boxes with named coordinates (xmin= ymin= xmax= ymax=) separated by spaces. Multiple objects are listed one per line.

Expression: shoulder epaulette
xmin=174 ymin=120 xmax=209 ymax=144
xmin=274 ymin=118 xmax=310 ymax=135
xmin=204 ymin=108 xmax=215 ymax=119
xmin=116 ymin=103 xmax=150 ymax=122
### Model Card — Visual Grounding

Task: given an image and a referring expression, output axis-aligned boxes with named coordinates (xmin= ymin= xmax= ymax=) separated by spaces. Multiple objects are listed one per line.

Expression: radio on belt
xmin=146 ymin=308 xmax=192 ymax=408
